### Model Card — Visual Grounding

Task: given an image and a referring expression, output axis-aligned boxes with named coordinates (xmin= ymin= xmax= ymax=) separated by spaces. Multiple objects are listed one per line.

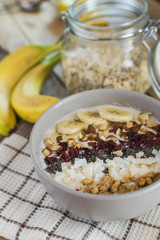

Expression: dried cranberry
xmin=56 ymin=148 xmax=67 ymax=156
xmin=45 ymin=156 xmax=58 ymax=165
xmin=60 ymin=152 xmax=71 ymax=162
xmin=156 ymin=138 xmax=160 ymax=146
xmin=97 ymin=139 xmax=107 ymax=150
xmin=146 ymin=139 xmax=154 ymax=147
xmin=59 ymin=142 xmax=67 ymax=148
xmin=107 ymin=140 xmax=117 ymax=150
xmin=146 ymin=131 xmax=155 ymax=139
xmin=127 ymin=132 xmax=136 ymax=141
xmin=69 ymin=147 xmax=79 ymax=157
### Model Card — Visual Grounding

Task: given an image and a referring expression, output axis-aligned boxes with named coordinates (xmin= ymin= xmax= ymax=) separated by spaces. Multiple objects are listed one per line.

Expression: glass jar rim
xmin=67 ymin=0 xmax=149 ymax=40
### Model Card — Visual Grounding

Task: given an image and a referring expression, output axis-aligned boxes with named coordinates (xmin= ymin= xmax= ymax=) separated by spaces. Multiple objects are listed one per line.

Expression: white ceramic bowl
xmin=29 ymin=89 xmax=160 ymax=222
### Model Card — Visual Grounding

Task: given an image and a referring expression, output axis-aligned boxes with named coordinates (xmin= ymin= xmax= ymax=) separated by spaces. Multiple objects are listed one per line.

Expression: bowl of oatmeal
xmin=29 ymin=89 xmax=160 ymax=222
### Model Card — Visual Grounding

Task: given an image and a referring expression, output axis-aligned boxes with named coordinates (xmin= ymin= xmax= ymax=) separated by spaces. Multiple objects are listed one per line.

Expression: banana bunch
xmin=0 ymin=42 xmax=61 ymax=136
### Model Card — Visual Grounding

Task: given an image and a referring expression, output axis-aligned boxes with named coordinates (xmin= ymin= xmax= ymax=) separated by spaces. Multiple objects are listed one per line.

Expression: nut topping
xmin=147 ymin=122 xmax=158 ymax=128
xmin=99 ymin=123 xmax=107 ymax=131
xmin=140 ymin=125 xmax=147 ymax=133
xmin=44 ymin=138 xmax=53 ymax=148
xmin=53 ymin=144 xmax=62 ymax=151
xmin=102 ymin=130 xmax=109 ymax=137
xmin=116 ymin=128 xmax=121 ymax=136
xmin=87 ymin=124 xmax=97 ymax=134
xmin=42 ymin=148 xmax=52 ymax=156
xmin=126 ymin=121 xmax=133 ymax=129
xmin=67 ymin=138 xmax=75 ymax=147
xmin=43 ymin=106 xmax=160 ymax=195
xmin=75 ymin=142 xmax=84 ymax=149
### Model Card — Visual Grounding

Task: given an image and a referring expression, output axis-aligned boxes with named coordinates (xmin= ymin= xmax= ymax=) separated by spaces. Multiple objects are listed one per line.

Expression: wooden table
xmin=0 ymin=0 xmax=159 ymax=239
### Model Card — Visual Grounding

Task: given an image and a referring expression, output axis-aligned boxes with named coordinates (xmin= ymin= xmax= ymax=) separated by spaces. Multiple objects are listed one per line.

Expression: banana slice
xmin=138 ymin=112 xmax=151 ymax=124
xmin=50 ymin=131 xmax=82 ymax=141
xmin=56 ymin=119 xmax=87 ymax=135
xmin=99 ymin=108 xmax=133 ymax=122
xmin=77 ymin=111 xmax=109 ymax=126
xmin=63 ymin=132 xmax=83 ymax=140
xmin=49 ymin=132 xmax=60 ymax=141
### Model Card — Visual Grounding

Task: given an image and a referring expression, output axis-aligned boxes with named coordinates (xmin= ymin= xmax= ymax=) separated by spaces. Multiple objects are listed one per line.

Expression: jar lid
xmin=138 ymin=19 xmax=160 ymax=98
xmin=148 ymin=41 xmax=160 ymax=98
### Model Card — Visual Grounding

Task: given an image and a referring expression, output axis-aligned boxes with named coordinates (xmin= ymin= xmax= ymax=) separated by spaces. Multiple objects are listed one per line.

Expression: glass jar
xmin=60 ymin=0 xmax=160 ymax=94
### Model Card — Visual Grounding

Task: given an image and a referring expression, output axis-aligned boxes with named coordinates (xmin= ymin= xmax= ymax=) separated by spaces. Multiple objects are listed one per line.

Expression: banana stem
xmin=35 ymin=52 xmax=61 ymax=92
xmin=18 ymin=52 xmax=61 ymax=95
xmin=44 ymin=41 xmax=62 ymax=55
xmin=44 ymin=52 xmax=61 ymax=66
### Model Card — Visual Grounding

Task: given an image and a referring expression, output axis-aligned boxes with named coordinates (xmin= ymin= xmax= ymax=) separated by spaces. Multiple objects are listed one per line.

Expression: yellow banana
xmin=0 ymin=119 xmax=10 ymax=136
xmin=0 ymin=41 xmax=61 ymax=135
xmin=11 ymin=53 xmax=61 ymax=123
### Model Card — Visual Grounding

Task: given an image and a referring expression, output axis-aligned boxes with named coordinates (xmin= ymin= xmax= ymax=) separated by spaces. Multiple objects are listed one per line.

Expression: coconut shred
xmin=40 ymin=105 xmax=160 ymax=194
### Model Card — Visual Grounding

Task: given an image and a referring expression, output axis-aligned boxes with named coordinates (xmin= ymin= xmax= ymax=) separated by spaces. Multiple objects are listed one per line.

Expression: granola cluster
xmin=81 ymin=172 xmax=160 ymax=194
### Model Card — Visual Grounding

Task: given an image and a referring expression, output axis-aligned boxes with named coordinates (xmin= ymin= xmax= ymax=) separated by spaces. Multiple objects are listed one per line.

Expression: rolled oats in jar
xmin=60 ymin=0 xmax=159 ymax=94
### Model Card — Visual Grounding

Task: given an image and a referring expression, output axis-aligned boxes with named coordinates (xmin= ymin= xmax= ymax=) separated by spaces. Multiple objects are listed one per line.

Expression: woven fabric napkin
xmin=0 ymin=121 xmax=160 ymax=240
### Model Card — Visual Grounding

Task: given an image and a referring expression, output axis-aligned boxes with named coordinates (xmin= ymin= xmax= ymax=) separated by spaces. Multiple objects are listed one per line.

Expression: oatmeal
xmin=61 ymin=45 xmax=150 ymax=94
xmin=40 ymin=105 xmax=160 ymax=194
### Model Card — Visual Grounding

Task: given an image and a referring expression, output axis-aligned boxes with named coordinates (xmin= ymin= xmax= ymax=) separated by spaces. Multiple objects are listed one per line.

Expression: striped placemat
xmin=0 ymin=121 xmax=160 ymax=240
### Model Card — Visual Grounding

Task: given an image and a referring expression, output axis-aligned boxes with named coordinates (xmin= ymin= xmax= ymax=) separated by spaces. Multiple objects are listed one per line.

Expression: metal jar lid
xmin=62 ymin=10 xmax=160 ymax=96
xmin=139 ymin=19 xmax=160 ymax=98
